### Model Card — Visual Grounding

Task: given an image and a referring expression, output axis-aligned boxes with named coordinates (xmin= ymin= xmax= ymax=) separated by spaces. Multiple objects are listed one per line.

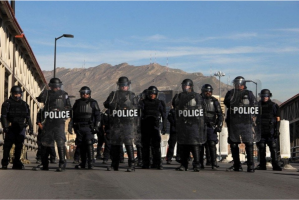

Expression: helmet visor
xmin=233 ymin=78 xmax=246 ymax=87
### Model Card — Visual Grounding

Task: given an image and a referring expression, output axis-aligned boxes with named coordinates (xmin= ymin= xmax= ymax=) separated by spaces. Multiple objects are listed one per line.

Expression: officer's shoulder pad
xmin=211 ymin=96 xmax=218 ymax=101
xmin=2 ymin=100 xmax=10 ymax=106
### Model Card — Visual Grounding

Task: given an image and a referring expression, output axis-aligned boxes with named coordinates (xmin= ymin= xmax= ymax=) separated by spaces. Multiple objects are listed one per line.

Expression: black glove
xmin=68 ymin=126 xmax=73 ymax=135
xmin=214 ymin=127 xmax=222 ymax=134
xmin=92 ymin=127 xmax=99 ymax=134
xmin=2 ymin=127 xmax=9 ymax=134
xmin=28 ymin=128 xmax=34 ymax=135
xmin=274 ymin=129 xmax=280 ymax=139
xmin=161 ymin=125 xmax=167 ymax=135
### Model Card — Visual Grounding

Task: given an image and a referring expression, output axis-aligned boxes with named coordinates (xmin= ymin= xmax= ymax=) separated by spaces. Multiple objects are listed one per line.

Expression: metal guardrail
xmin=291 ymin=146 xmax=299 ymax=160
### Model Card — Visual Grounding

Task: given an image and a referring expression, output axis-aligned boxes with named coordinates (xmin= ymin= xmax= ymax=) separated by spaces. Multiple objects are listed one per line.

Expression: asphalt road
xmin=0 ymin=154 xmax=298 ymax=199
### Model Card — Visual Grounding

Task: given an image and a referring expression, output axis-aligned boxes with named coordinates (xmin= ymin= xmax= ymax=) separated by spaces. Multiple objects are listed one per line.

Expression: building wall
xmin=0 ymin=2 xmax=47 ymax=136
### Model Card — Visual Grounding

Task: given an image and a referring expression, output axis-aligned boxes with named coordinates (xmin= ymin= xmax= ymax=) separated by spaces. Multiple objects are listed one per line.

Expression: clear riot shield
xmin=109 ymin=90 xmax=140 ymax=146
xmin=229 ymin=80 xmax=261 ymax=143
xmin=175 ymin=92 xmax=206 ymax=145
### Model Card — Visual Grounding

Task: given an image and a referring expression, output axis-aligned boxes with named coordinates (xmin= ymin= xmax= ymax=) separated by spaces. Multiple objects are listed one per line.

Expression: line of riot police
xmin=0 ymin=75 xmax=282 ymax=173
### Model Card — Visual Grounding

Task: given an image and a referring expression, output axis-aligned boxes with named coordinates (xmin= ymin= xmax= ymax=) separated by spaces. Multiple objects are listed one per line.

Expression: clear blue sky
xmin=15 ymin=1 xmax=299 ymax=102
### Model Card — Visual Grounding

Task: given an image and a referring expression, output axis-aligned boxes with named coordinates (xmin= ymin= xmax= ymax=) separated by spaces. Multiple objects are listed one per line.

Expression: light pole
xmin=214 ymin=71 xmax=225 ymax=161
xmin=54 ymin=34 xmax=74 ymax=78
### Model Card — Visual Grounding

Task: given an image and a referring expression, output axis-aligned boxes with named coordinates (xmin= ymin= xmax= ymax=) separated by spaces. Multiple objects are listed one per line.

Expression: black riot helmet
xmin=259 ymin=89 xmax=272 ymax=98
xmin=117 ymin=76 xmax=131 ymax=89
xmin=233 ymin=76 xmax=246 ymax=89
xmin=147 ymin=86 xmax=158 ymax=99
xmin=10 ymin=86 xmax=23 ymax=100
xmin=48 ymin=78 xmax=63 ymax=89
xmin=79 ymin=86 xmax=91 ymax=97
xmin=201 ymin=84 xmax=213 ymax=97
xmin=181 ymin=79 xmax=194 ymax=92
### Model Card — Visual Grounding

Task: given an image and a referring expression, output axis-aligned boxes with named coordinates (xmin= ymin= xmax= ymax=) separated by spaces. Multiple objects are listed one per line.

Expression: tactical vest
xmin=44 ymin=90 xmax=67 ymax=111
xmin=230 ymin=90 xmax=250 ymax=107
xmin=73 ymin=99 xmax=93 ymax=123
xmin=260 ymin=101 xmax=275 ymax=133
xmin=203 ymin=97 xmax=217 ymax=124
xmin=142 ymin=98 xmax=161 ymax=119
xmin=6 ymin=99 xmax=28 ymax=126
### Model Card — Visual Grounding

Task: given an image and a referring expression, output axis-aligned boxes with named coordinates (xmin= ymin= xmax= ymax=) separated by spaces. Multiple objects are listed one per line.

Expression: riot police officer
xmin=224 ymin=76 xmax=260 ymax=173
xmin=140 ymin=86 xmax=167 ymax=170
xmin=36 ymin=78 xmax=71 ymax=172
xmin=200 ymin=84 xmax=223 ymax=170
xmin=69 ymin=86 xmax=101 ymax=169
xmin=166 ymin=107 xmax=181 ymax=164
xmin=104 ymin=76 xmax=140 ymax=172
xmin=255 ymin=89 xmax=282 ymax=171
xmin=1 ymin=86 xmax=33 ymax=169
xmin=96 ymin=109 xmax=111 ymax=164
xmin=36 ymin=108 xmax=57 ymax=166
xmin=172 ymin=79 xmax=206 ymax=172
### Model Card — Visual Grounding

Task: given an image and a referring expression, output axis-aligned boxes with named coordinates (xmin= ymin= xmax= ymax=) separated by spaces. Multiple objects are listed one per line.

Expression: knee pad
xmin=269 ymin=141 xmax=277 ymax=149
xmin=257 ymin=142 xmax=266 ymax=149
xmin=86 ymin=140 xmax=93 ymax=145
xmin=230 ymin=143 xmax=239 ymax=150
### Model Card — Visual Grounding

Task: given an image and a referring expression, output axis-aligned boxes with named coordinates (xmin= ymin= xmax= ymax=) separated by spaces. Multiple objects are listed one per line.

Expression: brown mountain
xmin=43 ymin=63 xmax=231 ymax=108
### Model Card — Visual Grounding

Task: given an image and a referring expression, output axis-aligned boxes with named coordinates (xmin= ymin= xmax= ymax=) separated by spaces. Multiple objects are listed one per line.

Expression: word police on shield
xmin=233 ymin=107 xmax=259 ymax=115
xmin=44 ymin=111 xmax=71 ymax=119
xmin=112 ymin=109 xmax=139 ymax=117
xmin=178 ymin=109 xmax=203 ymax=117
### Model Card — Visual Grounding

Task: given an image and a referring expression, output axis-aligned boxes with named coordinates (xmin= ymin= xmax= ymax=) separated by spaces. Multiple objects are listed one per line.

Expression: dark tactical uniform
xmin=224 ymin=76 xmax=259 ymax=173
xmin=1 ymin=86 xmax=33 ymax=169
xmin=96 ymin=109 xmax=111 ymax=163
xmin=200 ymin=84 xmax=223 ymax=169
xmin=256 ymin=89 xmax=282 ymax=171
xmin=36 ymin=108 xmax=56 ymax=165
xmin=104 ymin=76 xmax=141 ymax=172
xmin=173 ymin=79 xmax=206 ymax=172
xmin=166 ymin=108 xmax=181 ymax=164
xmin=140 ymin=86 xmax=167 ymax=169
xmin=69 ymin=87 xmax=101 ymax=169
xmin=36 ymin=78 xmax=71 ymax=171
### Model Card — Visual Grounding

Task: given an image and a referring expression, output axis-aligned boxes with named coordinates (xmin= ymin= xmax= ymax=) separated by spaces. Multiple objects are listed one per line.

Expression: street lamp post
xmin=54 ymin=34 xmax=74 ymax=78
xmin=214 ymin=71 xmax=225 ymax=161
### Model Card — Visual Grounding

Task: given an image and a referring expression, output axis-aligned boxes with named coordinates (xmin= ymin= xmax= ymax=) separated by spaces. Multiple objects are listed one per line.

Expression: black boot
xmin=126 ymin=145 xmax=135 ymax=172
xmin=175 ymin=144 xmax=181 ymax=163
xmin=76 ymin=144 xmax=86 ymax=169
xmin=209 ymin=141 xmax=219 ymax=170
xmin=141 ymin=145 xmax=150 ymax=169
xmin=199 ymin=144 xmax=205 ymax=169
xmin=176 ymin=145 xmax=189 ymax=171
xmin=256 ymin=142 xmax=267 ymax=170
xmin=136 ymin=145 xmax=143 ymax=167
xmin=152 ymin=147 xmax=163 ymax=170
xmin=12 ymin=144 xmax=24 ymax=169
xmin=87 ymin=142 xmax=94 ymax=169
xmin=40 ymin=146 xmax=49 ymax=170
xmin=205 ymin=143 xmax=211 ymax=166
xmin=246 ymin=143 xmax=255 ymax=173
xmin=226 ymin=143 xmax=243 ymax=172
xmin=269 ymin=142 xmax=282 ymax=171
xmin=108 ymin=145 xmax=120 ymax=171
xmin=56 ymin=146 xmax=66 ymax=172
xmin=2 ymin=142 xmax=11 ymax=169
xmin=191 ymin=145 xmax=200 ymax=172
